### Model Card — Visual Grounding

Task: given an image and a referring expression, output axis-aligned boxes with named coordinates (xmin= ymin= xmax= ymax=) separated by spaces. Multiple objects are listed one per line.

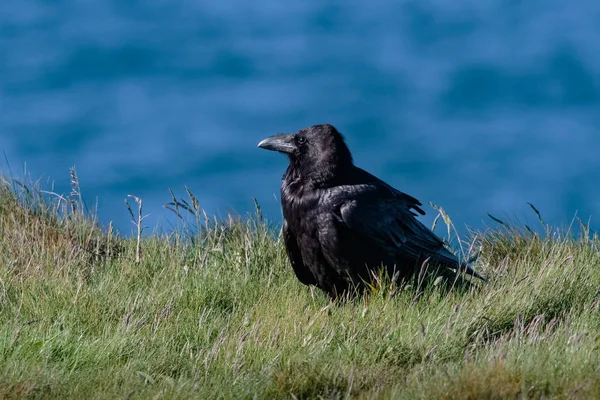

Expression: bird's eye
xmin=297 ymin=136 xmax=306 ymax=145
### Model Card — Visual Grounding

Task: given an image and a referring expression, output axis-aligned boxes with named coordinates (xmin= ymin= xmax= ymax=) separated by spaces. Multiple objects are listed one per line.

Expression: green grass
xmin=0 ymin=172 xmax=599 ymax=399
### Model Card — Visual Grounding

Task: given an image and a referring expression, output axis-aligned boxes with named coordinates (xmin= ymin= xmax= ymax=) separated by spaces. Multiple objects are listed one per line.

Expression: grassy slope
xmin=0 ymin=175 xmax=599 ymax=399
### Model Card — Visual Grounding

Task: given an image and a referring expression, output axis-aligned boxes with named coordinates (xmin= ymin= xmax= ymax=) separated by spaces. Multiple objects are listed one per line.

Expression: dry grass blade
xmin=431 ymin=212 xmax=441 ymax=232
xmin=69 ymin=166 xmax=83 ymax=215
xmin=252 ymin=197 xmax=263 ymax=222
xmin=125 ymin=194 xmax=148 ymax=264
xmin=488 ymin=213 xmax=508 ymax=226
xmin=164 ymin=188 xmax=184 ymax=222
xmin=430 ymin=202 xmax=468 ymax=260
xmin=185 ymin=186 xmax=200 ymax=213
xmin=527 ymin=202 xmax=545 ymax=227
xmin=430 ymin=202 xmax=453 ymax=240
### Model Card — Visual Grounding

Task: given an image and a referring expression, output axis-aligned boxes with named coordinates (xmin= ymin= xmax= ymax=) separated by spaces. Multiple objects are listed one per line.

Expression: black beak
xmin=257 ymin=133 xmax=296 ymax=154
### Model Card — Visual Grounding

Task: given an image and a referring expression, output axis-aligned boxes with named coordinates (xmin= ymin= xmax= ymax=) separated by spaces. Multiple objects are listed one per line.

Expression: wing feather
xmin=329 ymin=184 xmax=459 ymax=268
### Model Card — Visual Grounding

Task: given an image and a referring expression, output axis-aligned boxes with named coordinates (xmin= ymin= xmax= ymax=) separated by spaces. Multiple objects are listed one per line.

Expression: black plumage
xmin=258 ymin=123 xmax=484 ymax=298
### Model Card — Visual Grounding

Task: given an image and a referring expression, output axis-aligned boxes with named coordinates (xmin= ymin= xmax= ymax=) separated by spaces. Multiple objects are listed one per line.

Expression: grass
xmin=0 ymin=171 xmax=599 ymax=399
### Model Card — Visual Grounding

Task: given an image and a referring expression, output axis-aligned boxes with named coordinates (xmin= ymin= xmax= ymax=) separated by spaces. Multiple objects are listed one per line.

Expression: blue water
xmin=1 ymin=1 xmax=599 ymax=236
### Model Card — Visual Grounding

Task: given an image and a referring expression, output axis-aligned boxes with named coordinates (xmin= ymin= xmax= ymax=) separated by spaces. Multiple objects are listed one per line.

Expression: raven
xmin=258 ymin=124 xmax=484 ymax=298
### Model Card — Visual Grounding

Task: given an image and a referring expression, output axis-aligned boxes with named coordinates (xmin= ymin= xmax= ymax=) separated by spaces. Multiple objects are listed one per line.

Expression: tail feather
xmin=435 ymin=248 xmax=487 ymax=281
xmin=459 ymin=262 xmax=487 ymax=281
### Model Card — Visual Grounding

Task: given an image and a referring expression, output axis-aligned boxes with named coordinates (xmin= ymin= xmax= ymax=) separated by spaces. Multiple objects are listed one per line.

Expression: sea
xmin=1 ymin=0 xmax=599 ymax=237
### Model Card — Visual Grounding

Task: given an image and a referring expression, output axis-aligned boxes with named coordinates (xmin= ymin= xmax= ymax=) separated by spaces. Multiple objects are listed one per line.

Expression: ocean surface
xmin=1 ymin=1 xmax=599 ymax=237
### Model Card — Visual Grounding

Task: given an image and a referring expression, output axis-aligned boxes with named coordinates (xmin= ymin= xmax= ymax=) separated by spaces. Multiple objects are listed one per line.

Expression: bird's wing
xmin=328 ymin=184 xmax=485 ymax=280
xmin=283 ymin=219 xmax=317 ymax=285
xmin=325 ymin=185 xmax=458 ymax=266
xmin=352 ymin=167 xmax=426 ymax=216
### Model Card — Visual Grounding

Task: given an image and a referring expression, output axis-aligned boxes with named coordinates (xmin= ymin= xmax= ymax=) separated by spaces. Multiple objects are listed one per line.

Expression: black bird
xmin=258 ymin=124 xmax=484 ymax=298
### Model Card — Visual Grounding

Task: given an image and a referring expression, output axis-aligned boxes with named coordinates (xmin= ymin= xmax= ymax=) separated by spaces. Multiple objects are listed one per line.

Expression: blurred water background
xmin=1 ymin=0 xmax=599 ymax=236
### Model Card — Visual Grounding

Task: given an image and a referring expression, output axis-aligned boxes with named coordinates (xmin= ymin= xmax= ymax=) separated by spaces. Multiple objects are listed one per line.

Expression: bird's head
xmin=258 ymin=124 xmax=354 ymax=185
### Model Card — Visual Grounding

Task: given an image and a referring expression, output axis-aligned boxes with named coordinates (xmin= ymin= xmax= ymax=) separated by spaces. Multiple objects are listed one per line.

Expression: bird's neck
xmin=285 ymin=160 xmax=354 ymax=191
